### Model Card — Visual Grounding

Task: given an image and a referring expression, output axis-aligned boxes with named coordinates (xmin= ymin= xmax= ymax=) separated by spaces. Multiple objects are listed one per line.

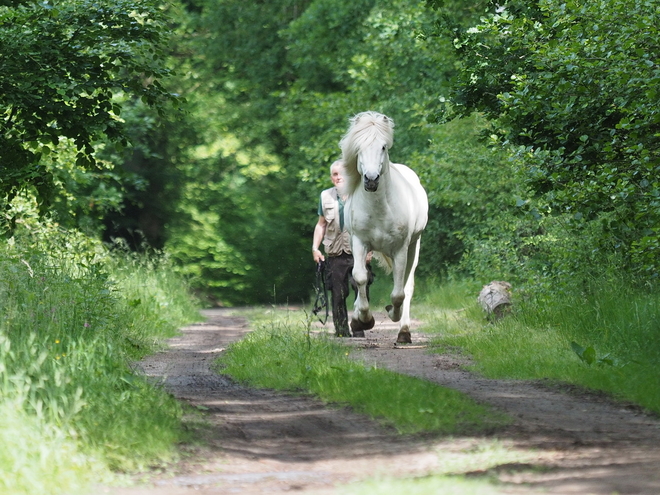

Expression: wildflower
xmin=84 ymin=322 xmax=90 ymax=328
xmin=55 ymin=339 xmax=60 ymax=344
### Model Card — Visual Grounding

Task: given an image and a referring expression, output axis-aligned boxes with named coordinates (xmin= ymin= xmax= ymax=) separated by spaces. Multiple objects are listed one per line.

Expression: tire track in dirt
xmin=350 ymin=315 xmax=660 ymax=494
xmin=100 ymin=308 xmax=660 ymax=495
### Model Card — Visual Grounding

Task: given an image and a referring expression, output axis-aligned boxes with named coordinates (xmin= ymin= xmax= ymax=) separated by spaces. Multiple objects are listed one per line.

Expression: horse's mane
xmin=339 ymin=111 xmax=394 ymax=196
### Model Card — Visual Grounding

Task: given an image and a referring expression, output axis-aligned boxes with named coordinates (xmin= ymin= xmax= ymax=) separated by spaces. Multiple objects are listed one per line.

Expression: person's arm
xmin=312 ymin=216 xmax=327 ymax=263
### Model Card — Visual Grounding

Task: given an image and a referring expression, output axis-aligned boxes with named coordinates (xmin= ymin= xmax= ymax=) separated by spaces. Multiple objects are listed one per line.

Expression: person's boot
xmin=335 ymin=328 xmax=351 ymax=337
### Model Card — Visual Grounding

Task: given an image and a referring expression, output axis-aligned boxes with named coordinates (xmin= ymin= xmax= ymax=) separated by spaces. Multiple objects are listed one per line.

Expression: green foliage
xmin=570 ymin=342 xmax=621 ymax=368
xmin=436 ymin=0 xmax=660 ymax=276
xmin=283 ymin=0 xmax=377 ymax=92
xmin=0 ymin=0 xmax=175 ymax=220
xmin=421 ymin=279 xmax=660 ymax=414
xmin=39 ymin=139 xmax=126 ymax=235
xmin=119 ymin=0 xmax=509 ymax=302
xmin=157 ymin=0 xmax=469 ymax=302
xmin=0 ymin=398 xmax=106 ymax=495
xmin=100 ymin=98 xmax=192 ymax=248
xmin=0 ymin=214 xmax=200 ymax=492
xmin=163 ymin=110 xmax=311 ymax=304
xmin=415 ymin=115 xmax=519 ymax=276
xmin=219 ymin=309 xmax=508 ymax=435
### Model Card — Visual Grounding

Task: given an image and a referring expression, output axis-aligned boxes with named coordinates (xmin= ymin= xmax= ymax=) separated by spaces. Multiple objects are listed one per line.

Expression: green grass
xmin=0 ymin=223 xmax=201 ymax=494
xmin=341 ymin=475 xmax=508 ymax=495
xmin=339 ymin=439 xmax=551 ymax=494
xmin=218 ymin=310 xmax=508 ymax=435
xmin=416 ymin=278 xmax=660 ymax=414
xmin=339 ymin=436 xmax=544 ymax=494
xmin=0 ymin=398 xmax=107 ymax=495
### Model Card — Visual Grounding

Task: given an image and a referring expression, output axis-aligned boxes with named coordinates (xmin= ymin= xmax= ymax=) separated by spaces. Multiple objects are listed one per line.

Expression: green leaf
xmin=571 ymin=341 xmax=586 ymax=358
xmin=571 ymin=341 xmax=596 ymax=365
xmin=582 ymin=346 xmax=596 ymax=365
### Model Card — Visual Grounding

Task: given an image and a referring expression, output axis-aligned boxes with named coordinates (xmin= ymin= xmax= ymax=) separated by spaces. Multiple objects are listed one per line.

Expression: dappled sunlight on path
xmin=101 ymin=307 xmax=660 ymax=495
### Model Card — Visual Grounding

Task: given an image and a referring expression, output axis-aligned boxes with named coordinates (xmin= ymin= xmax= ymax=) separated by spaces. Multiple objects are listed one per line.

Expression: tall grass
xmin=417 ymin=278 xmax=660 ymax=413
xmin=0 ymin=397 xmax=104 ymax=495
xmin=218 ymin=311 xmax=508 ymax=435
xmin=0 ymin=223 xmax=200 ymax=494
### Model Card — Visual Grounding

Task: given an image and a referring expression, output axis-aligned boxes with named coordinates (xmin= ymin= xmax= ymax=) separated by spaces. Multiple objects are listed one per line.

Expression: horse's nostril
xmin=364 ymin=176 xmax=379 ymax=192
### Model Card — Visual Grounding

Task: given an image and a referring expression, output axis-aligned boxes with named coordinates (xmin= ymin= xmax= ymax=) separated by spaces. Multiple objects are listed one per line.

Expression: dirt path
xmin=102 ymin=308 xmax=660 ymax=495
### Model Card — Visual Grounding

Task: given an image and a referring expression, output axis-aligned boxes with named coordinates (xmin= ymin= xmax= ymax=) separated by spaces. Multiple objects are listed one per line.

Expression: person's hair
xmin=330 ymin=159 xmax=345 ymax=175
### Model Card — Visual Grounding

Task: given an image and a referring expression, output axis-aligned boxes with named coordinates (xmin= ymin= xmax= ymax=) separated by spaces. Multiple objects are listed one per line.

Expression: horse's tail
xmin=371 ymin=251 xmax=393 ymax=274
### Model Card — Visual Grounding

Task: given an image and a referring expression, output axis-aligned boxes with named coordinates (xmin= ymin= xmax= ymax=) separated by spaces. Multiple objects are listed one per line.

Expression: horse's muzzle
xmin=363 ymin=176 xmax=379 ymax=192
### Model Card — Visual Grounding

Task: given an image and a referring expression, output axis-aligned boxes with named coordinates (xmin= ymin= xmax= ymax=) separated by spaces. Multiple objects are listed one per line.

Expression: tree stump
xmin=477 ymin=281 xmax=512 ymax=320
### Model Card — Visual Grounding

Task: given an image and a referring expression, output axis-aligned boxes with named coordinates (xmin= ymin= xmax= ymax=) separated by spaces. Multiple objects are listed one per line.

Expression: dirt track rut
xmin=101 ymin=308 xmax=660 ymax=495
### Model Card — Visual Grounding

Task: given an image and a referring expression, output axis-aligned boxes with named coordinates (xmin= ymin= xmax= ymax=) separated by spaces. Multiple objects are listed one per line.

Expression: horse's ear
xmin=382 ymin=114 xmax=395 ymax=132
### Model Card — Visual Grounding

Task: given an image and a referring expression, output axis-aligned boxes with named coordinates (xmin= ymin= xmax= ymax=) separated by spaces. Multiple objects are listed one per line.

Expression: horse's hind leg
xmin=396 ymin=276 xmax=415 ymax=343
xmin=386 ymin=249 xmax=408 ymax=324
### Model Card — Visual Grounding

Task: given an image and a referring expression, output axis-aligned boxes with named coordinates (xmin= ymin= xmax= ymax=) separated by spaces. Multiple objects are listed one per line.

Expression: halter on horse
xmin=339 ymin=111 xmax=428 ymax=343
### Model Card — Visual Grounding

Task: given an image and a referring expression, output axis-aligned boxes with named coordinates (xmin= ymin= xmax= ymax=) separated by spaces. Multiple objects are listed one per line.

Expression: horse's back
xmin=391 ymin=162 xmax=422 ymax=186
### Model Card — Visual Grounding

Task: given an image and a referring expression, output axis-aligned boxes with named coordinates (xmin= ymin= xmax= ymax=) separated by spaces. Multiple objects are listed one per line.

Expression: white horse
xmin=339 ymin=111 xmax=428 ymax=343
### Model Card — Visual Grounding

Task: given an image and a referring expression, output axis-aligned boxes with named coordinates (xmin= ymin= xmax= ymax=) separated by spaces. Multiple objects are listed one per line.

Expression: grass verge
xmin=0 ymin=224 xmax=201 ymax=494
xmin=416 ymin=278 xmax=660 ymax=414
xmin=218 ymin=309 xmax=508 ymax=435
xmin=341 ymin=475 xmax=508 ymax=495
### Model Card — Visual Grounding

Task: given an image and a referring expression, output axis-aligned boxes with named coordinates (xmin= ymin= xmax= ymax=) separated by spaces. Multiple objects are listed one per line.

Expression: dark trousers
xmin=326 ymin=253 xmax=373 ymax=336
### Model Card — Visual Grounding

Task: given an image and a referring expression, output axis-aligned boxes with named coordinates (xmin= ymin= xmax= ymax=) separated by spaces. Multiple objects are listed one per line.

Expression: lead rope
xmin=312 ymin=260 xmax=329 ymax=324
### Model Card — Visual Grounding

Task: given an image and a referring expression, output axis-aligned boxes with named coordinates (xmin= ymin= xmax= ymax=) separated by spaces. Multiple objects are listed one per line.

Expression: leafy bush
xmin=436 ymin=0 xmax=660 ymax=277
xmin=0 ymin=0 xmax=175 ymax=213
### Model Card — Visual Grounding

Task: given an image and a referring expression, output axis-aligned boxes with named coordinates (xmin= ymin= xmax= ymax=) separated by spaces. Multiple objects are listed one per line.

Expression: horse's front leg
xmin=350 ymin=240 xmax=374 ymax=337
xmin=396 ymin=237 xmax=421 ymax=344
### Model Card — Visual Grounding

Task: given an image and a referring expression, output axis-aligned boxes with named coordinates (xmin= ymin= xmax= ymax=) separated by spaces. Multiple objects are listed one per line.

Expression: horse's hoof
xmin=385 ymin=305 xmax=402 ymax=322
xmin=352 ymin=330 xmax=365 ymax=338
xmin=351 ymin=316 xmax=375 ymax=332
xmin=396 ymin=331 xmax=412 ymax=344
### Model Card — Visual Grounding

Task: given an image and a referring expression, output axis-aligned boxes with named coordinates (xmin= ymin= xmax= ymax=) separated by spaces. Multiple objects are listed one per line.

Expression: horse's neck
xmin=377 ymin=161 xmax=394 ymax=195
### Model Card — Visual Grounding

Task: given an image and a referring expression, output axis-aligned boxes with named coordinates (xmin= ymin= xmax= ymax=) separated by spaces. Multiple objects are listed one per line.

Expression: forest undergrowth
xmin=417 ymin=278 xmax=660 ymax=415
xmin=0 ymin=219 xmax=201 ymax=495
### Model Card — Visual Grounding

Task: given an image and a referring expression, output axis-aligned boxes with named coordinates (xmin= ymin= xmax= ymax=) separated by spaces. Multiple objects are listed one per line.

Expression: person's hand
xmin=366 ymin=251 xmax=373 ymax=263
xmin=313 ymin=249 xmax=325 ymax=263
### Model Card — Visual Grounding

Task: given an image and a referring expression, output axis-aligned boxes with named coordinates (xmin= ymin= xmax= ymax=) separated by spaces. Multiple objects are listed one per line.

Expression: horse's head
xmin=340 ymin=111 xmax=394 ymax=194
xmin=358 ymin=140 xmax=389 ymax=192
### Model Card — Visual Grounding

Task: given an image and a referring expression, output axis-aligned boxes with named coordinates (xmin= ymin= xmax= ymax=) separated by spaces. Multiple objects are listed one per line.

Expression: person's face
xmin=331 ymin=165 xmax=344 ymax=187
